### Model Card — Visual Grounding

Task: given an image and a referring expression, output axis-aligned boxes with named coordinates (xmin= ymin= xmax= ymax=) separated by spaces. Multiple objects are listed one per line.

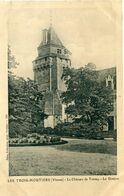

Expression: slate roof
xmin=37 ymin=26 xmax=71 ymax=58
xmin=47 ymin=26 xmax=63 ymax=47
xmin=39 ymin=26 xmax=64 ymax=48
xmin=98 ymin=67 xmax=116 ymax=81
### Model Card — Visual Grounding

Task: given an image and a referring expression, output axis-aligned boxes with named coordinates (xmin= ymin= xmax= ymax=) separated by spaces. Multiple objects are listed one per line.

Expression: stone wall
xmin=36 ymin=67 xmax=50 ymax=91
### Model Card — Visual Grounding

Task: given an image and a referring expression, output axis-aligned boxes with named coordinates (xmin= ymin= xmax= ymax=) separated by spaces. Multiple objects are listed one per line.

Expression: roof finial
xmin=50 ymin=10 xmax=52 ymax=27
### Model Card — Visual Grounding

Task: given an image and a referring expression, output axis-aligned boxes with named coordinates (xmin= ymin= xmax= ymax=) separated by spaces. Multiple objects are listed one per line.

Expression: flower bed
xmin=9 ymin=133 xmax=67 ymax=147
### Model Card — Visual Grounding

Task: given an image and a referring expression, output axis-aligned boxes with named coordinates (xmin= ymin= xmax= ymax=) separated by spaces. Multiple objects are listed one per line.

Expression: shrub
xmin=9 ymin=121 xmax=30 ymax=138
xmin=42 ymin=127 xmax=54 ymax=135
xmin=50 ymin=136 xmax=61 ymax=143
xmin=27 ymin=133 xmax=41 ymax=139
xmin=30 ymin=125 xmax=44 ymax=134
xmin=54 ymin=122 xmax=104 ymax=139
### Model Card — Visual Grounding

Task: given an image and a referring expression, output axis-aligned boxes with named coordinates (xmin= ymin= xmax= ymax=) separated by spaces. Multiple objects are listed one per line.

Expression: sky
xmin=8 ymin=1 xmax=121 ymax=79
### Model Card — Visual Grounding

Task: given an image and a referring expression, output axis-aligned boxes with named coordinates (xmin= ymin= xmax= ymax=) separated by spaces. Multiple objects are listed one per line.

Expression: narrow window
xmin=57 ymin=49 xmax=61 ymax=54
xmin=108 ymin=81 xmax=112 ymax=88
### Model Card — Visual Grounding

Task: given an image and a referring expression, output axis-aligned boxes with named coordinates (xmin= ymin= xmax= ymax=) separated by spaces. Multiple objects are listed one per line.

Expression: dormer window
xmin=106 ymin=75 xmax=114 ymax=90
xmin=57 ymin=49 xmax=62 ymax=54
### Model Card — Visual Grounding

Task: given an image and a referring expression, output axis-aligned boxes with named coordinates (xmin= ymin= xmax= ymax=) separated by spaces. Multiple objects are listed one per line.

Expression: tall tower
xmin=33 ymin=26 xmax=71 ymax=128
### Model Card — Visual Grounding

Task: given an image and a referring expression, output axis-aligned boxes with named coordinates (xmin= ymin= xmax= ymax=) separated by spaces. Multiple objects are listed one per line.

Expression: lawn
xmin=9 ymin=139 xmax=117 ymax=176
xmin=54 ymin=138 xmax=117 ymax=155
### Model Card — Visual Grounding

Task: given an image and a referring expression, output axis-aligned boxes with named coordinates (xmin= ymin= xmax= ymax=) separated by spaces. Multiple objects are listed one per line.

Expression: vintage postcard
xmin=0 ymin=0 xmax=123 ymax=195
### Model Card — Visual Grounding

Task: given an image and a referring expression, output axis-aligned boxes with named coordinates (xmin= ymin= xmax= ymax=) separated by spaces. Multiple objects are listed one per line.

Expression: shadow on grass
xmin=54 ymin=140 xmax=117 ymax=155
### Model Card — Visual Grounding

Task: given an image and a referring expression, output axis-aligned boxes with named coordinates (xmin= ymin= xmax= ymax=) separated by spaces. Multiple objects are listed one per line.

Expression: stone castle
xmin=33 ymin=26 xmax=116 ymax=132
xmin=33 ymin=26 xmax=71 ymax=128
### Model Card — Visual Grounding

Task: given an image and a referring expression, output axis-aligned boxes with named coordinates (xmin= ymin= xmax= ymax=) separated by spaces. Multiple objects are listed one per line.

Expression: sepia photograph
xmin=8 ymin=1 xmax=119 ymax=176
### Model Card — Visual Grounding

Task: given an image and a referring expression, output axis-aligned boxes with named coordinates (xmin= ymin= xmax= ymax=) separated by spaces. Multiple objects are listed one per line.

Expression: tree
xmin=8 ymin=45 xmax=19 ymax=70
xmin=61 ymin=65 xmax=114 ymax=130
xmin=8 ymin=46 xmax=47 ymax=137
xmin=85 ymin=62 xmax=96 ymax=70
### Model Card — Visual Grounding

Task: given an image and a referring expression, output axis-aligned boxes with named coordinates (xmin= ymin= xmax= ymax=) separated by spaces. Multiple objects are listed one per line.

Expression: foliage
xmin=54 ymin=122 xmax=104 ymax=139
xmin=8 ymin=75 xmax=48 ymax=137
xmin=8 ymin=46 xmax=47 ymax=138
xmin=8 ymin=45 xmax=19 ymax=70
xmin=31 ymin=126 xmax=54 ymax=135
xmin=61 ymin=64 xmax=114 ymax=129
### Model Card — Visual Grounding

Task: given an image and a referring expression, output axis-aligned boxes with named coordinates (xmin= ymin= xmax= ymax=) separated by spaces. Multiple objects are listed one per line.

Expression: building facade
xmin=33 ymin=26 xmax=71 ymax=128
xmin=98 ymin=67 xmax=116 ymax=132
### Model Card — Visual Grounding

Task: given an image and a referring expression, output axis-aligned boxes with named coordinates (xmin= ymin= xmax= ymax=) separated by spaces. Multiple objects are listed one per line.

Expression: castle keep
xmin=33 ymin=26 xmax=116 ymax=132
xmin=33 ymin=26 xmax=71 ymax=128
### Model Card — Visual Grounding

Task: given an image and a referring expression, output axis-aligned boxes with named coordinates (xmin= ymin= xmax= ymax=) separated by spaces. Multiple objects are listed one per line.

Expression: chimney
xmin=42 ymin=29 xmax=48 ymax=45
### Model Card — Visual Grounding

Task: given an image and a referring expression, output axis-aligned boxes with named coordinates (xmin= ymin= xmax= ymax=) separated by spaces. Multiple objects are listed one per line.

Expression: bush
xmin=27 ymin=133 xmax=41 ymax=139
xmin=50 ymin=136 xmax=61 ymax=143
xmin=54 ymin=122 xmax=104 ymax=139
xmin=31 ymin=126 xmax=44 ymax=134
xmin=9 ymin=121 xmax=29 ymax=138
xmin=31 ymin=126 xmax=54 ymax=135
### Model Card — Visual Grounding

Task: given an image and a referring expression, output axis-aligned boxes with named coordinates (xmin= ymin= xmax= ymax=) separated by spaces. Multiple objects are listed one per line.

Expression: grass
xmin=53 ymin=138 xmax=117 ymax=155
xmin=9 ymin=139 xmax=117 ymax=176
